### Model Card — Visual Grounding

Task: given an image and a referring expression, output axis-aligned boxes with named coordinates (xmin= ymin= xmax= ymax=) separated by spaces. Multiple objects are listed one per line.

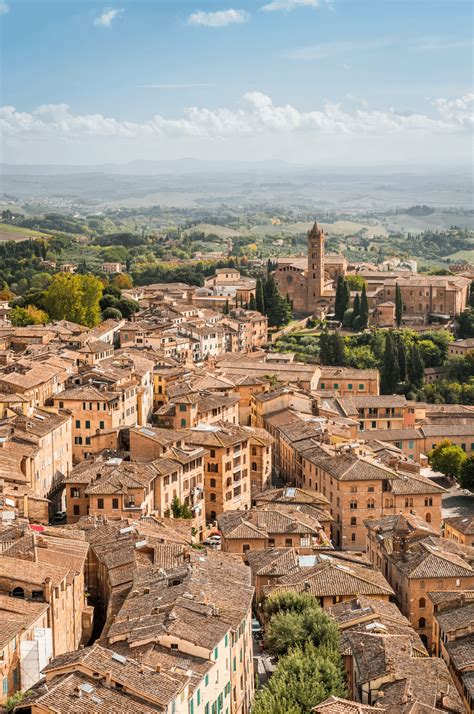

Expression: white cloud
xmin=1 ymin=92 xmax=471 ymax=149
xmin=261 ymin=0 xmax=319 ymax=11
xmin=143 ymin=83 xmax=215 ymax=89
xmin=94 ymin=8 xmax=124 ymax=28
xmin=286 ymin=38 xmax=391 ymax=60
xmin=187 ymin=9 xmax=249 ymax=27
xmin=412 ymin=36 xmax=473 ymax=51
xmin=0 ymin=3 xmax=9 ymax=14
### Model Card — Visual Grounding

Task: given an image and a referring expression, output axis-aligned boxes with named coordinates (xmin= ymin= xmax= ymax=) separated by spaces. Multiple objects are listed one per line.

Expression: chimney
xmin=156 ymin=664 xmax=161 ymax=673
xmin=104 ymin=671 xmax=112 ymax=687
xmin=73 ymin=685 xmax=82 ymax=698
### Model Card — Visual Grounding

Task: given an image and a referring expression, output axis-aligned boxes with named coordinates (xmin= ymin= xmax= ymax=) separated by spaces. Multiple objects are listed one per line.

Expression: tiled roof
xmin=264 ymin=557 xmax=393 ymax=598
xmin=444 ymin=515 xmax=474 ymax=536
xmin=445 ymin=633 xmax=474 ymax=670
xmin=303 ymin=444 xmax=398 ymax=482
xmin=312 ymin=697 xmax=385 ymax=713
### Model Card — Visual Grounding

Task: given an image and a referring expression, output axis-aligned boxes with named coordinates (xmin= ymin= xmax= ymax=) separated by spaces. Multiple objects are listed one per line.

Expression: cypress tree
xmin=223 ymin=298 xmax=229 ymax=314
xmin=359 ymin=284 xmax=369 ymax=329
xmin=408 ymin=343 xmax=425 ymax=388
xmin=353 ymin=293 xmax=360 ymax=321
xmin=381 ymin=332 xmax=400 ymax=394
xmin=396 ymin=333 xmax=407 ymax=382
xmin=335 ymin=276 xmax=349 ymax=322
xmin=248 ymin=294 xmax=257 ymax=311
xmin=331 ymin=332 xmax=346 ymax=366
xmin=395 ymin=283 xmax=403 ymax=327
xmin=256 ymin=277 xmax=265 ymax=314
xmin=319 ymin=330 xmax=333 ymax=365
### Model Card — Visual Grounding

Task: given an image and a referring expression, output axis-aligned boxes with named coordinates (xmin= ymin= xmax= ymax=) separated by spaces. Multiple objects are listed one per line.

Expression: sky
xmin=0 ymin=0 xmax=473 ymax=166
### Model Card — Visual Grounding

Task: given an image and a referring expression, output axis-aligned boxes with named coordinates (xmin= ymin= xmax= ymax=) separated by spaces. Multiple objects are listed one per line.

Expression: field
xmin=183 ymin=223 xmax=242 ymax=239
xmin=0 ymin=222 xmax=51 ymax=242
xmin=446 ymin=249 xmax=474 ymax=263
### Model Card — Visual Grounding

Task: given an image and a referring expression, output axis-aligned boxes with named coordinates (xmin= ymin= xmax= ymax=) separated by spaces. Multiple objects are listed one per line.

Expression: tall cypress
xmin=359 ymin=284 xmax=369 ymax=329
xmin=256 ymin=277 xmax=265 ymax=314
xmin=395 ymin=283 xmax=403 ymax=327
xmin=223 ymin=298 xmax=229 ymax=314
xmin=319 ymin=330 xmax=333 ymax=365
xmin=331 ymin=332 xmax=346 ymax=366
xmin=396 ymin=334 xmax=407 ymax=382
xmin=408 ymin=343 xmax=425 ymax=388
xmin=381 ymin=332 xmax=400 ymax=394
xmin=335 ymin=276 xmax=349 ymax=322
xmin=353 ymin=293 xmax=360 ymax=321
xmin=249 ymin=294 xmax=257 ymax=311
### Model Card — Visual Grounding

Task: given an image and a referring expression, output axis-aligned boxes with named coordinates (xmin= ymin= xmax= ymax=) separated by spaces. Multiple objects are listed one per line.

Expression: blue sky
xmin=1 ymin=0 xmax=473 ymax=165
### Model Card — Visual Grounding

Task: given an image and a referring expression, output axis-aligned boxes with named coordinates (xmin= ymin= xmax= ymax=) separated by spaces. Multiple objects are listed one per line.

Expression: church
xmin=273 ymin=222 xmax=347 ymax=316
xmin=273 ymin=222 xmax=470 ymax=323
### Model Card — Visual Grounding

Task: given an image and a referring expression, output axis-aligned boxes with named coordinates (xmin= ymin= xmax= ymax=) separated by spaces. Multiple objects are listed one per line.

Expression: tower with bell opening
xmin=306 ymin=222 xmax=325 ymax=309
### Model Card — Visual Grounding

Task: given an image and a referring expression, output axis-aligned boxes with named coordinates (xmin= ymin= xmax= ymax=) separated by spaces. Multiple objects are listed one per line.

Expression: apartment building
xmin=365 ymin=514 xmax=474 ymax=649
xmin=430 ymin=590 xmax=474 ymax=712
xmin=15 ymin=643 xmax=188 ymax=714
xmin=52 ymin=384 xmax=138 ymax=462
xmin=105 ymin=550 xmax=255 ymax=714
xmin=443 ymin=515 xmax=474 ymax=547
xmin=0 ymin=595 xmax=51 ymax=704
xmin=0 ymin=531 xmax=89 ymax=657
xmin=184 ymin=422 xmax=252 ymax=520
xmin=218 ymin=506 xmax=331 ymax=559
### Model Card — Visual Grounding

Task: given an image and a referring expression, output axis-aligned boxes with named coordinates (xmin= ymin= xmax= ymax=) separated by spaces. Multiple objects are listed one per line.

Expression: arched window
xmin=418 ymin=617 xmax=426 ymax=629
xmin=11 ymin=587 xmax=25 ymax=599
xmin=251 ymin=463 xmax=257 ymax=471
xmin=405 ymin=498 xmax=409 ymax=508
xmin=350 ymin=500 xmax=357 ymax=510
xmin=419 ymin=597 xmax=426 ymax=608
xmin=425 ymin=512 xmax=432 ymax=523
xmin=385 ymin=498 xmax=390 ymax=508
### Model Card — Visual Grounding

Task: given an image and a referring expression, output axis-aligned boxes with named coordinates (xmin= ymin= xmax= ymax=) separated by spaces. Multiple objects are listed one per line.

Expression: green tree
xmin=9 ymin=305 xmax=48 ymax=326
xmin=381 ymin=332 xmax=400 ymax=394
xmin=395 ymin=283 xmax=403 ymax=327
xmin=331 ymin=332 xmax=346 ymax=366
xmin=459 ymin=455 xmax=474 ymax=490
xmin=395 ymin=333 xmax=407 ymax=382
xmin=42 ymin=273 xmax=103 ymax=327
xmin=266 ymin=605 xmax=339 ymax=657
xmin=335 ymin=276 xmax=349 ymax=323
xmin=170 ymin=496 xmax=193 ymax=519
xmin=429 ymin=439 xmax=466 ymax=479
xmin=359 ymin=284 xmax=369 ymax=329
xmin=352 ymin=293 xmax=360 ymax=323
xmin=265 ymin=274 xmax=291 ymax=328
xmin=263 ymin=591 xmax=321 ymax=619
xmin=346 ymin=275 xmax=366 ymax=291
xmin=408 ymin=343 xmax=425 ymax=388
xmin=319 ymin=330 xmax=333 ymax=365
xmin=458 ymin=309 xmax=474 ymax=339
xmin=256 ymin=277 xmax=265 ymax=314
xmin=248 ymin=294 xmax=257 ymax=311
xmin=223 ymin=298 xmax=229 ymax=314
xmin=102 ymin=307 xmax=123 ymax=320
xmin=252 ymin=642 xmax=347 ymax=714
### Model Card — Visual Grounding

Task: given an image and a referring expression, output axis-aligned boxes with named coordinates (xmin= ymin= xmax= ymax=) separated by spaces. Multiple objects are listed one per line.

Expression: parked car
xmin=252 ymin=617 xmax=263 ymax=638
xmin=203 ymin=535 xmax=221 ymax=547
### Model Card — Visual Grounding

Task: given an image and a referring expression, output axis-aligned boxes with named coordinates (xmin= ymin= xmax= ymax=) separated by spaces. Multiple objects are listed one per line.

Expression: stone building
xmin=273 ymin=221 xmax=470 ymax=321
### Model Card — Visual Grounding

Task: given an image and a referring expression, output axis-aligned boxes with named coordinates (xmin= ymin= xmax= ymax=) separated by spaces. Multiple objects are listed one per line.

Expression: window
xmin=268 ymin=538 xmax=275 ymax=547
xmin=75 ymin=419 xmax=80 ymax=428
xmin=251 ymin=462 xmax=257 ymax=471
xmin=97 ymin=498 xmax=104 ymax=509
xmin=73 ymin=505 xmax=80 ymax=515
xmin=99 ymin=420 xmax=105 ymax=429
xmin=408 ymin=440 xmax=414 ymax=449
xmin=210 ymin=493 xmax=217 ymax=502
xmin=179 ymin=404 xmax=187 ymax=412
xmin=85 ymin=420 xmax=90 ymax=429
xmin=418 ymin=617 xmax=426 ymax=629
xmin=358 ymin=384 xmax=364 ymax=390
xmin=320 ymin=382 xmax=325 ymax=390
xmin=210 ymin=449 xmax=216 ymax=458
xmin=85 ymin=437 xmax=91 ymax=445
xmin=210 ymin=478 xmax=216 ymax=488
xmin=419 ymin=597 xmax=426 ymax=608
xmin=181 ymin=419 xmax=186 ymax=428
xmin=461 ymin=443 xmax=466 ymax=451
xmin=213 ymin=647 xmax=218 ymax=660
xmin=70 ymin=488 xmax=80 ymax=498
xmin=350 ymin=516 xmax=357 ymax=526
xmin=348 ymin=383 xmax=353 ymax=390
xmin=334 ymin=383 xmax=339 ymax=390
xmin=425 ymin=512 xmax=432 ymax=523
xmin=367 ymin=498 xmax=375 ymax=509
xmin=74 ymin=436 xmax=83 ymax=445
xmin=350 ymin=499 xmax=357 ymax=509
xmin=351 ymin=533 xmax=356 ymax=542
xmin=112 ymin=498 xmax=119 ymax=510
xmin=285 ymin=538 xmax=292 ymax=547
xmin=243 ymin=544 xmax=250 ymax=553
xmin=424 ymin=497 xmax=433 ymax=507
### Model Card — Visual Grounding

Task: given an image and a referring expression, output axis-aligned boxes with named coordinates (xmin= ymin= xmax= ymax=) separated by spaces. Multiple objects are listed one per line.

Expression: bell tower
xmin=307 ymin=222 xmax=325 ymax=309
